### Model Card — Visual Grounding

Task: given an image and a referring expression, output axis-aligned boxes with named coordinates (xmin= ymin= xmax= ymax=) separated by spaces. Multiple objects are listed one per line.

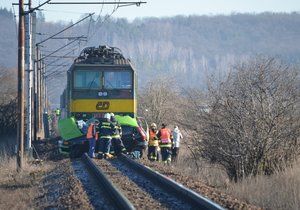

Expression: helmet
xmin=103 ymin=113 xmax=111 ymax=120
xmin=110 ymin=113 xmax=115 ymax=117
xmin=150 ymin=123 xmax=157 ymax=128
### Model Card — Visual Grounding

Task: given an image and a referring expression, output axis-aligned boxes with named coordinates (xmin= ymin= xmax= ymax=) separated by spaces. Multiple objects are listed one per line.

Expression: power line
xmin=12 ymin=4 xmax=19 ymax=41
xmin=39 ymin=37 xmax=80 ymax=61
xmin=41 ymin=9 xmax=89 ymax=14
xmin=46 ymin=60 xmax=73 ymax=72
xmin=44 ymin=48 xmax=76 ymax=66
xmin=48 ymin=1 xmax=146 ymax=5
xmin=87 ymin=4 xmax=119 ymax=44
xmin=36 ymin=13 xmax=94 ymax=46
xmin=46 ymin=55 xmax=77 ymax=58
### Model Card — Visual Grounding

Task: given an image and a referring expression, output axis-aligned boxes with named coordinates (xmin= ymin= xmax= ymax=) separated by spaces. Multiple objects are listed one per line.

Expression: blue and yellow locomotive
xmin=59 ymin=46 xmax=148 ymax=157
xmin=60 ymin=45 xmax=137 ymax=119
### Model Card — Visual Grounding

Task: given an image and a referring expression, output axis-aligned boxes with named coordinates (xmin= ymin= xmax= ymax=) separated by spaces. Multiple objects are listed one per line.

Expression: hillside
xmin=1 ymin=8 xmax=300 ymax=105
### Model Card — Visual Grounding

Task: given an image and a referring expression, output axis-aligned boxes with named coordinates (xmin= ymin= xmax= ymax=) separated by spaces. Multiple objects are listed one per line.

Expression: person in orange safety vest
xmin=147 ymin=123 xmax=159 ymax=161
xmin=157 ymin=123 xmax=172 ymax=163
xmin=87 ymin=120 xmax=99 ymax=158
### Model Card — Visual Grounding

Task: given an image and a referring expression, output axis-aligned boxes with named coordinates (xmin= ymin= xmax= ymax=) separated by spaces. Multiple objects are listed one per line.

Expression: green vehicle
xmin=58 ymin=117 xmax=87 ymax=157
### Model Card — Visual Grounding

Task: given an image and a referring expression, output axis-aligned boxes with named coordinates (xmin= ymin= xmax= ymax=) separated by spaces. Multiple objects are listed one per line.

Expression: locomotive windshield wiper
xmin=87 ymin=73 xmax=98 ymax=91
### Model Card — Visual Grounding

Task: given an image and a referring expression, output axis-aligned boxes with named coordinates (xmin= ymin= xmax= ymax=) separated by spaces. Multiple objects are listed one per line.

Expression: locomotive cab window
xmin=74 ymin=70 xmax=102 ymax=89
xmin=104 ymin=71 xmax=132 ymax=89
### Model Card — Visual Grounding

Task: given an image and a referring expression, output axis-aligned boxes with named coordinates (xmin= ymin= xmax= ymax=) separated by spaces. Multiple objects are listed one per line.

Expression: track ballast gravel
xmin=94 ymin=158 xmax=195 ymax=209
xmin=72 ymin=159 xmax=117 ymax=210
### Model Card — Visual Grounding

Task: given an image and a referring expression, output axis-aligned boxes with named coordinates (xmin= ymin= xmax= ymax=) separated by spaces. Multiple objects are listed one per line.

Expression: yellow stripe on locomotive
xmin=70 ymin=99 xmax=137 ymax=113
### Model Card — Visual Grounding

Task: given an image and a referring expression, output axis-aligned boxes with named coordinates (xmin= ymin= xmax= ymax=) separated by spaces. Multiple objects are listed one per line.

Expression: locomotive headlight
xmin=98 ymin=91 xmax=108 ymax=97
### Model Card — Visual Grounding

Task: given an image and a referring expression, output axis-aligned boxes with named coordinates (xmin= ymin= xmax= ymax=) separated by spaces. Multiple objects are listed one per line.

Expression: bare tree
xmin=183 ymin=58 xmax=300 ymax=181
xmin=0 ymin=67 xmax=17 ymax=135
xmin=138 ymin=76 xmax=181 ymax=126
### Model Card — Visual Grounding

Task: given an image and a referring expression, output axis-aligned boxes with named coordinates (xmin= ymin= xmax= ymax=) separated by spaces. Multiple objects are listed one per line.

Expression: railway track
xmin=80 ymin=153 xmax=135 ymax=210
xmin=81 ymin=153 xmax=224 ymax=210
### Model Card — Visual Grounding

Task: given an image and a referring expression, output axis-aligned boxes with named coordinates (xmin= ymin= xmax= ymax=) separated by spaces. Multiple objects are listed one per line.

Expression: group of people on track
xmin=86 ymin=112 xmax=183 ymax=163
xmin=87 ymin=113 xmax=126 ymax=159
xmin=147 ymin=123 xmax=183 ymax=163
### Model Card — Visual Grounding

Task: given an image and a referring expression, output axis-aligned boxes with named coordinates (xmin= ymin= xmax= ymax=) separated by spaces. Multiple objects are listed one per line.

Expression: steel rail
xmin=82 ymin=153 xmax=135 ymax=210
xmin=119 ymin=154 xmax=224 ymax=210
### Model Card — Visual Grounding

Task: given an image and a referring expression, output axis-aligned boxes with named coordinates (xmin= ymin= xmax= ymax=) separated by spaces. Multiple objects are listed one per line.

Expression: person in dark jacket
xmin=110 ymin=113 xmax=126 ymax=155
xmin=98 ymin=113 xmax=114 ymax=159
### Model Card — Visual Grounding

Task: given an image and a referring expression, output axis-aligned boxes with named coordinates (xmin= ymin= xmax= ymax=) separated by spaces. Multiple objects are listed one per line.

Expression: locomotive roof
xmin=73 ymin=45 xmax=131 ymax=65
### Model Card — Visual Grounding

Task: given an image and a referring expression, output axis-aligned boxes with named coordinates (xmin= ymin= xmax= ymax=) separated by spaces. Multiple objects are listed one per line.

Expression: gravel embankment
xmin=72 ymin=159 xmax=117 ymax=209
xmin=33 ymin=138 xmax=260 ymax=209
xmin=138 ymin=159 xmax=261 ymax=210
xmin=33 ymin=138 xmax=92 ymax=209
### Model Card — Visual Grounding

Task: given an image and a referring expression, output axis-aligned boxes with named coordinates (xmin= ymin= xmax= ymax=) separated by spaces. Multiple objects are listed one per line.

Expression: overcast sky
xmin=2 ymin=0 xmax=300 ymax=22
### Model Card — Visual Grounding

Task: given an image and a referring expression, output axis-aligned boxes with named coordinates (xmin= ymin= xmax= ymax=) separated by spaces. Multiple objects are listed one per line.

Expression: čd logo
xmin=96 ymin=101 xmax=110 ymax=110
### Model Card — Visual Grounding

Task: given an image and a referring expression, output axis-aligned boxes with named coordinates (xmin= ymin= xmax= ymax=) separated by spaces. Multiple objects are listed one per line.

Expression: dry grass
xmin=175 ymin=155 xmax=229 ymax=188
xmin=226 ymin=162 xmax=300 ymax=210
xmin=0 ymin=153 xmax=45 ymax=209
xmin=175 ymin=143 xmax=229 ymax=188
xmin=175 ymin=152 xmax=300 ymax=209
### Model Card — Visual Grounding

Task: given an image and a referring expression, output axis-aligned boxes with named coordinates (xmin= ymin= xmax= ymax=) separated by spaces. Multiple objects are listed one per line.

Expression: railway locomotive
xmin=59 ymin=45 xmax=147 ymax=157
xmin=60 ymin=45 xmax=137 ymax=119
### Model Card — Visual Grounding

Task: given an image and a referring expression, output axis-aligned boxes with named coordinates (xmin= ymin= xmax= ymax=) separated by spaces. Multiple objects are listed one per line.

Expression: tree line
xmin=0 ymin=67 xmax=17 ymax=135
xmin=138 ymin=57 xmax=300 ymax=181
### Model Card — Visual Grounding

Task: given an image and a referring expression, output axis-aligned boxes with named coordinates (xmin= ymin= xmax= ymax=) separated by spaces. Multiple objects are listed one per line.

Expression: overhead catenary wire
xmin=11 ymin=4 xmax=19 ymax=41
xmin=85 ymin=0 xmax=105 ymax=45
xmin=45 ymin=60 xmax=73 ymax=73
xmin=48 ymin=1 xmax=145 ymax=5
xmin=44 ymin=2 xmax=121 ymax=81
xmin=41 ymin=9 xmax=90 ymax=14
xmin=46 ymin=70 xmax=67 ymax=80
xmin=86 ymin=2 xmax=120 ymax=45
xmin=36 ymin=13 xmax=94 ymax=46
xmin=46 ymin=55 xmax=77 ymax=58
xmin=38 ymin=37 xmax=81 ymax=61
xmin=44 ymin=48 xmax=76 ymax=66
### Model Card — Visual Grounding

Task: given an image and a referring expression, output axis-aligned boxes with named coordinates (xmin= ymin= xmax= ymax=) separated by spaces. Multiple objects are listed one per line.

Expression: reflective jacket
xmin=86 ymin=123 xmax=98 ymax=139
xmin=148 ymin=129 xmax=159 ymax=146
xmin=158 ymin=128 xmax=172 ymax=147
xmin=99 ymin=121 xmax=114 ymax=139
xmin=112 ymin=122 xmax=122 ymax=139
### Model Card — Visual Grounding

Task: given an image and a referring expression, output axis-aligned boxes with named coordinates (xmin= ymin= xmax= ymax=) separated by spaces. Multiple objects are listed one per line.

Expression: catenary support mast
xmin=17 ymin=0 xmax=25 ymax=170
xmin=25 ymin=0 xmax=33 ymax=151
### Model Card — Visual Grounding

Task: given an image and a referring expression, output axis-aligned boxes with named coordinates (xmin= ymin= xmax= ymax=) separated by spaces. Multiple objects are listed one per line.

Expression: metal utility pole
xmin=37 ymin=49 xmax=42 ymax=137
xmin=17 ymin=0 xmax=25 ymax=170
xmin=31 ymin=11 xmax=36 ymax=142
xmin=34 ymin=45 xmax=40 ymax=141
xmin=38 ymin=51 xmax=43 ymax=135
xmin=25 ymin=0 xmax=33 ymax=151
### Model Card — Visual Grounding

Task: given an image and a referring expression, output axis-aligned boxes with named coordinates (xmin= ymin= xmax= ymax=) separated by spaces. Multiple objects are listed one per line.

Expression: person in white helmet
xmin=147 ymin=123 xmax=159 ymax=161
xmin=172 ymin=125 xmax=183 ymax=162
xmin=97 ymin=113 xmax=114 ymax=159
